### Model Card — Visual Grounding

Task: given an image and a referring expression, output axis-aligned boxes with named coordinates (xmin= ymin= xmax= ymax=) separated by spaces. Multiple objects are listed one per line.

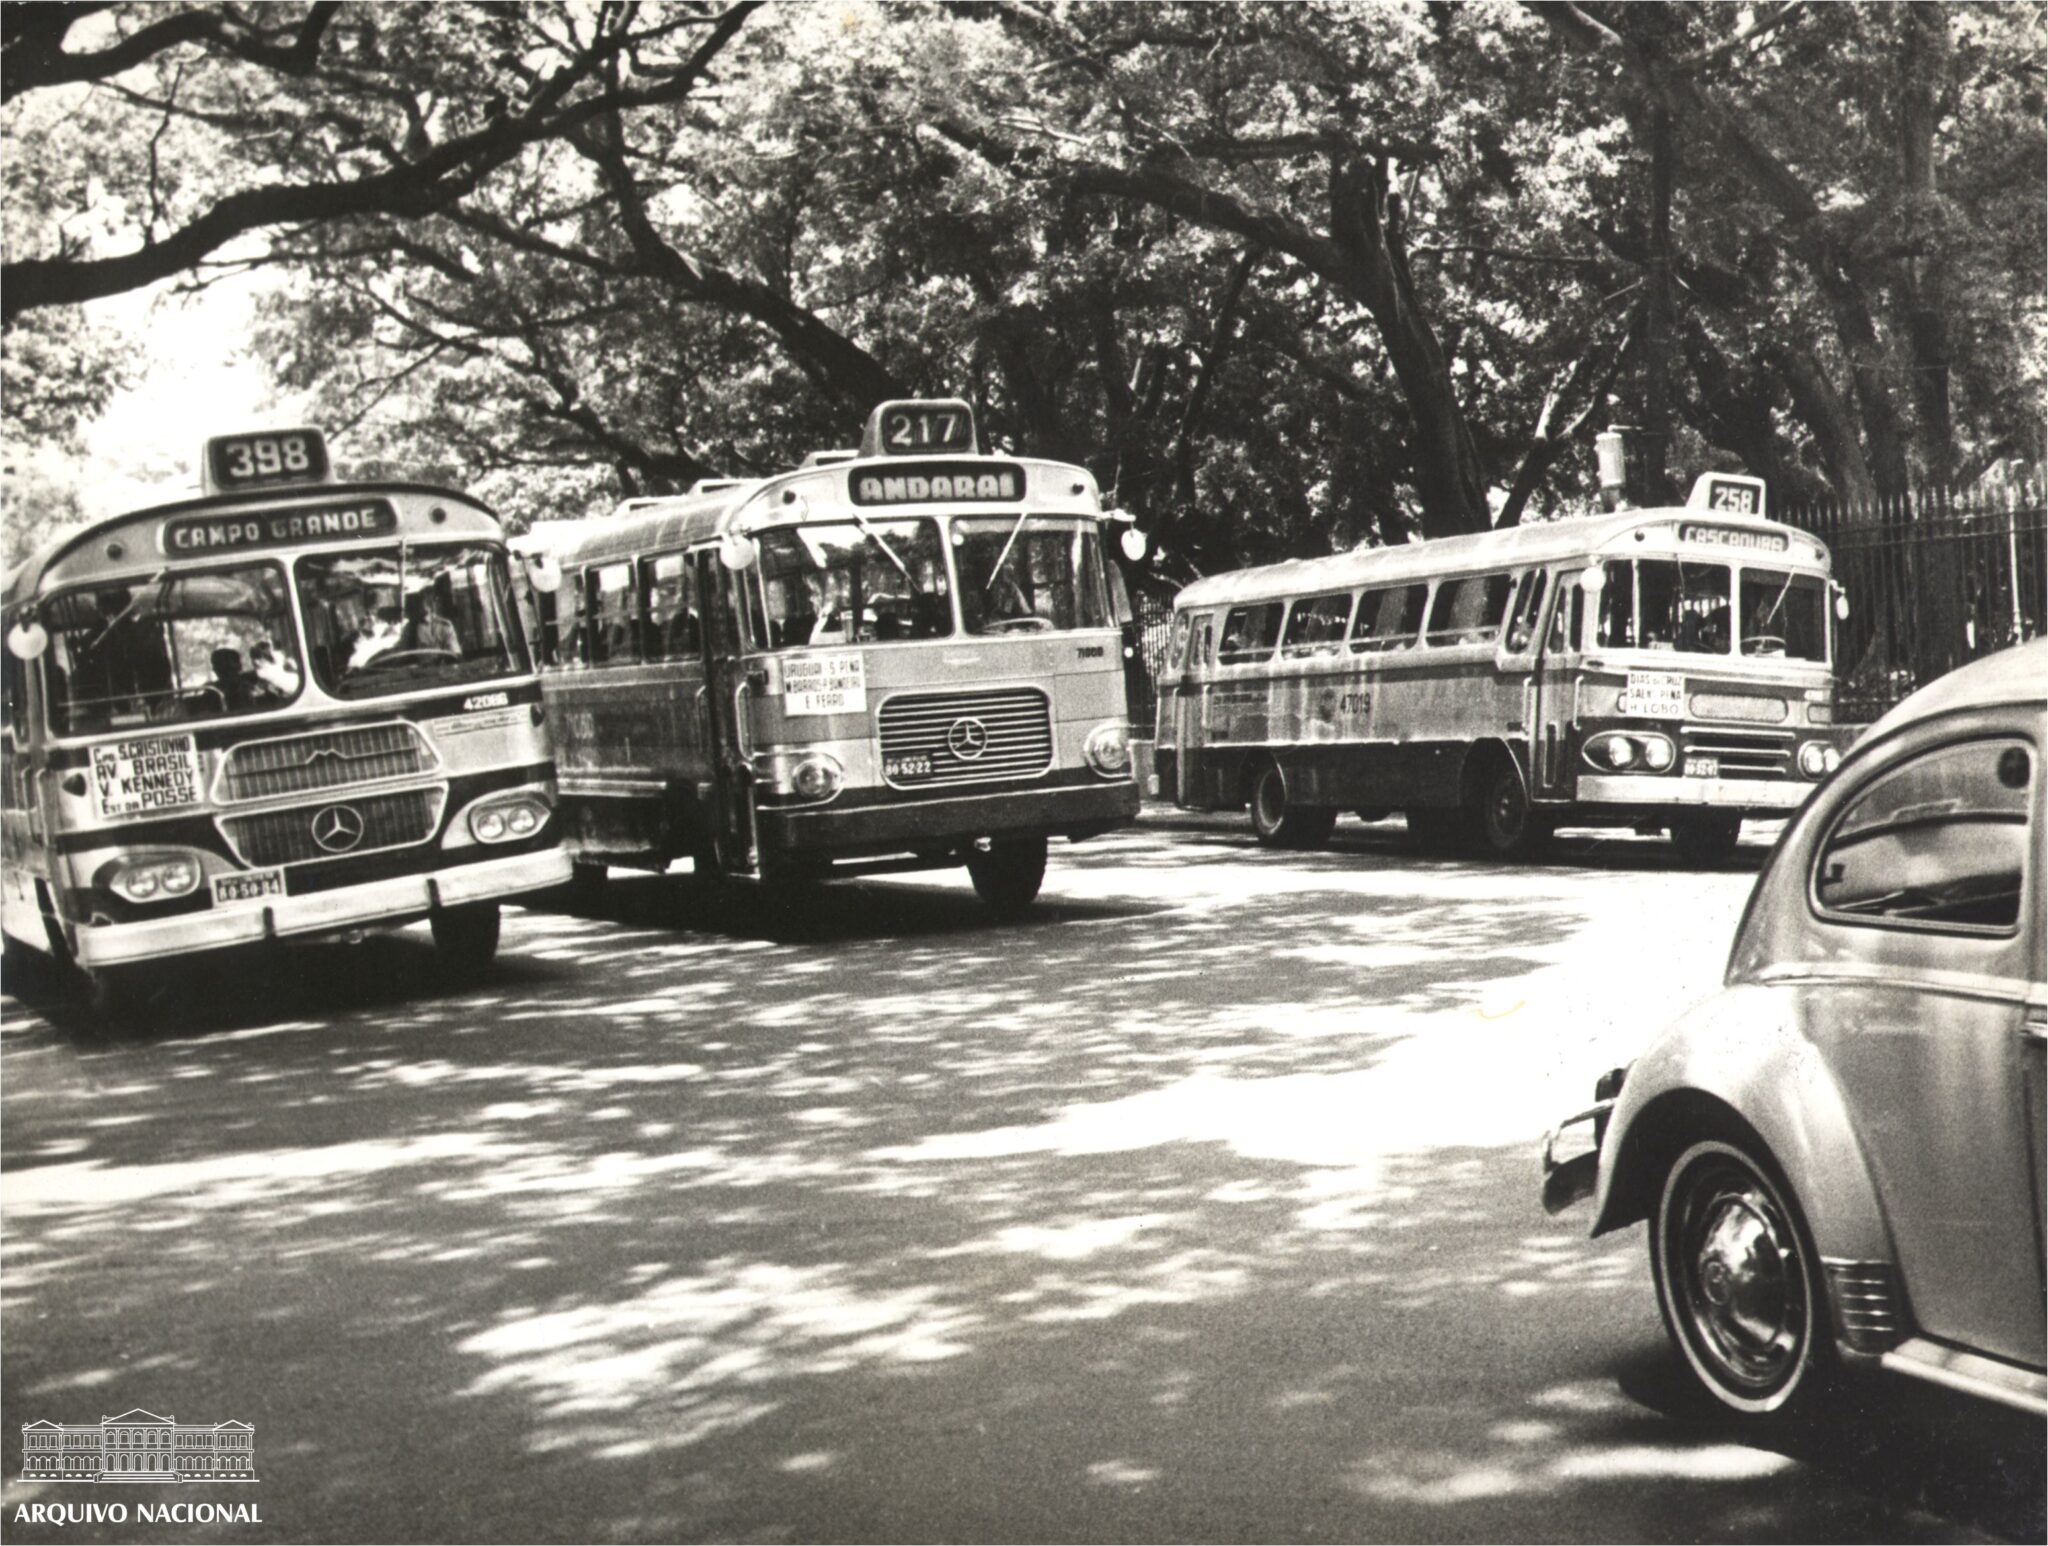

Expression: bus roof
xmin=519 ymin=453 xmax=1105 ymax=571
xmin=2 ymin=481 xmax=503 ymax=615
xmin=1173 ymin=503 xmax=1829 ymax=612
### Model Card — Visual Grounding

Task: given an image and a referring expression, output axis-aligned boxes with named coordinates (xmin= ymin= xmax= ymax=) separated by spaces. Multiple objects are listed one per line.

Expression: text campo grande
xmin=11 ymin=1502 xmax=262 ymax=1525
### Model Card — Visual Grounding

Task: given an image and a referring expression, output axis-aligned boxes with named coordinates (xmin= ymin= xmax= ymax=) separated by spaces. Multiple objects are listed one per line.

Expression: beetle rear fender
xmin=1589 ymin=987 xmax=1892 ymax=1270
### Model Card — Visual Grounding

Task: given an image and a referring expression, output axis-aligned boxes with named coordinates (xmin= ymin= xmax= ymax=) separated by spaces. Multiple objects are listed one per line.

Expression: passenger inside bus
xmin=399 ymin=589 xmax=461 ymax=653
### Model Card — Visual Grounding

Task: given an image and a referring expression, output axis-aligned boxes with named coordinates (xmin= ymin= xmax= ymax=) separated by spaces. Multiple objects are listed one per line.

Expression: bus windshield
xmin=44 ymin=564 xmax=301 ymax=736
xmin=754 ymin=519 xmax=952 ymax=647
xmin=1597 ymin=559 xmax=1732 ymax=655
xmin=297 ymin=544 xmax=526 ymax=700
xmin=955 ymin=516 xmax=1111 ymax=635
xmin=1738 ymin=568 xmax=1827 ymax=660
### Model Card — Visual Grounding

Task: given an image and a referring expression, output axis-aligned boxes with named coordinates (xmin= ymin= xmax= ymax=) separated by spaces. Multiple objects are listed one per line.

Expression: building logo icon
xmin=19 ymin=1410 xmax=256 ymax=1483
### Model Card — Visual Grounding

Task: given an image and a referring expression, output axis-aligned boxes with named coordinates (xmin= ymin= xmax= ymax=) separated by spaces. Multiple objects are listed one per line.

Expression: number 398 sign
xmin=203 ymin=429 xmax=332 ymax=494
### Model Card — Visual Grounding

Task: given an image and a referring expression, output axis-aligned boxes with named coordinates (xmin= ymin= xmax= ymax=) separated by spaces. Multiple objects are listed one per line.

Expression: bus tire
xmin=1249 ymin=760 xmax=1336 ymax=850
xmin=1670 ymin=813 xmax=1742 ymax=866
xmin=432 ymin=902 xmax=501 ymax=975
xmin=1477 ymin=761 xmax=1549 ymax=861
xmin=966 ymin=836 xmax=1047 ymax=913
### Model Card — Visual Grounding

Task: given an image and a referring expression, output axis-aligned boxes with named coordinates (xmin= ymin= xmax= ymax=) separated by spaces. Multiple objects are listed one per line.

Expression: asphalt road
xmin=2 ymin=814 xmax=2042 ymax=1544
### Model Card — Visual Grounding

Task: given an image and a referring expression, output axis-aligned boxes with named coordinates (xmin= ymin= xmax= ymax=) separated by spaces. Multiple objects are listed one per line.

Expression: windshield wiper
xmin=1757 ymin=569 xmax=1795 ymax=629
xmin=846 ymin=511 xmax=921 ymax=594
xmin=984 ymin=509 xmax=1034 ymax=594
xmin=82 ymin=569 xmax=169 ymax=657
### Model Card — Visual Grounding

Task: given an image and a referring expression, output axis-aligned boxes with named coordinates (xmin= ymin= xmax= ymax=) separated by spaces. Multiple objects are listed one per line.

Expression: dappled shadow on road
xmin=2 ymin=833 xmax=2033 ymax=1543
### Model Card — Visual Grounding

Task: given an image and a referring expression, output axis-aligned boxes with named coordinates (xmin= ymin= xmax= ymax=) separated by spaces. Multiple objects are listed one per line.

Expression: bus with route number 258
xmin=0 ymin=428 xmax=571 ymax=1012
xmin=517 ymin=398 xmax=1142 ymax=910
xmin=1155 ymin=472 xmax=1847 ymax=863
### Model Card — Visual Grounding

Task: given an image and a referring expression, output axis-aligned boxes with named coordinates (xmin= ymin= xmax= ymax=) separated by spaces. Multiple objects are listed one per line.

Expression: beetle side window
xmin=1813 ymin=737 xmax=2032 ymax=933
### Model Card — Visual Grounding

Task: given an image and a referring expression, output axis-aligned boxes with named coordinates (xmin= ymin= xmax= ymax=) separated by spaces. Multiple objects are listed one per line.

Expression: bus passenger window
xmin=1195 ymin=616 xmax=1215 ymax=670
xmin=641 ymin=553 xmax=699 ymax=660
xmin=1217 ymin=603 xmax=1283 ymax=665
xmin=1168 ymin=613 xmax=1192 ymax=675
xmin=1281 ymin=593 xmax=1353 ymax=658
xmin=1350 ymin=585 xmax=1426 ymax=653
xmin=1424 ymin=574 xmax=1513 ymax=647
xmin=593 ymin=563 xmax=638 ymax=665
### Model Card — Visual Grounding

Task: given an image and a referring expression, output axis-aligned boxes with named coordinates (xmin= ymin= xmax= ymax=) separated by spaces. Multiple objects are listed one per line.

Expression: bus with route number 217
xmin=1155 ymin=472 xmax=1848 ymax=863
xmin=0 ymin=428 xmax=571 ymax=1012
xmin=517 ymin=398 xmax=1143 ymax=910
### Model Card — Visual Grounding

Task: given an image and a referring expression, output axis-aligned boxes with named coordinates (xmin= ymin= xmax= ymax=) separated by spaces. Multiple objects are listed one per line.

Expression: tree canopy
xmin=5 ymin=0 xmax=2041 ymax=573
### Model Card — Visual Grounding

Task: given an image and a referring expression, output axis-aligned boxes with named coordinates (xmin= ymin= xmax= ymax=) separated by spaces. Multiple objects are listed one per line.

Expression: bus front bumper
xmin=758 ymin=778 xmax=1140 ymax=859
xmin=72 ymin=848 xmax=573 ymax=969
xmin=1575 ymin=774 xmax=1815 ymax=811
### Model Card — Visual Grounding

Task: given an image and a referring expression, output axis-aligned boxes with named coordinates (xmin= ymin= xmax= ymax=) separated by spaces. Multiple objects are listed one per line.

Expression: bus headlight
xmin=1084 ymin=722 xmax=1132 ymax=777
xmin=108 ymin=855 xmax=203 ymax=905
xmin=789 ymin=753 xmax=843 ymax=802
xmin=1797 ymin=742 xmax=1840 ymax=779
xmin=470 ymin=796 xmax=550 ymax=843
xmin=1583 ymin=731 xmax=1675 ymax=773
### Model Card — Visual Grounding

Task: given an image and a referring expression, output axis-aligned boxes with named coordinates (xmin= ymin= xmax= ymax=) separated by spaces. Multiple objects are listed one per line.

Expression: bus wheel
xmin=1249 ymin=760 xmax=1336 ymax=849
xmin=1670 ymin=813 xmax=1742 ymax=866
xmin=432 ymin=902 xmax=502 ymax=975
xmin=966 ymin=836 xmax=1048 ymax=913
xmin=1478 ymin=762 xmax=1548 ymax=860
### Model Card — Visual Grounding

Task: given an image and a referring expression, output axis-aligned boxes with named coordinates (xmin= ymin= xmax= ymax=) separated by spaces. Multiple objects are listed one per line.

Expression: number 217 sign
xmin=861 ymin=399 xmax=977 ymax=458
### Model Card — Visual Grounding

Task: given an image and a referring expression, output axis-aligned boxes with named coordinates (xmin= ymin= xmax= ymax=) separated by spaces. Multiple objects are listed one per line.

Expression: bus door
xmin=1180 ymin=612 xmax=1216 ymax=805
xmin=1531 ymin=567 xmax=1584 ymax=794
xmin=695 ymin=551 xmax=757 ymax=874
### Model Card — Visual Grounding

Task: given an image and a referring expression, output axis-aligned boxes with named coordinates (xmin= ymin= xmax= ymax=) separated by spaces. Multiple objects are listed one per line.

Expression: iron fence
xmin=1782 ymin=481 xmax=2046 ymax=725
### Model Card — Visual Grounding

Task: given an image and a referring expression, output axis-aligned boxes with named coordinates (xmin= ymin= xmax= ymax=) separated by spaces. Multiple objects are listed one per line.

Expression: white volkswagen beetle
xmin=1544 ymin=638 xmax=2046 ymax=1421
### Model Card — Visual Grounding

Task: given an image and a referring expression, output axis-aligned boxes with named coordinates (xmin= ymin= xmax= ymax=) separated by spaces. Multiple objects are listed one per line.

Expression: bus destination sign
xmin=849 ymin=462 xmax=1024 ymax=507
xmin=861 ymin=399 xmax=977 ymax=458
xmin=203 ymin=429 xmax=332 ymax=494
xmin=1677 ymin=523 xmax=1790 ymax=554
xmin=164 ymin=499 xmax=399 ymax=555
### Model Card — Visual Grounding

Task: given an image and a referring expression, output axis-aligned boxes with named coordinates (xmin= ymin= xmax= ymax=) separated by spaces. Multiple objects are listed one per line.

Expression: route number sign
xmin=861 ymin=399 xmax=977 ymax=458
xmin=204 ymin=429 xmax=331 ymax=494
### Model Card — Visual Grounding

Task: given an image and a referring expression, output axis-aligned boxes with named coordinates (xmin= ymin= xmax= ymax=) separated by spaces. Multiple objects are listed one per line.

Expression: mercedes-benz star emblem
xmin=946 ymin=716 xmax=990 ymax=761
xmin=311 ymin=804 xmax=366 ymax=853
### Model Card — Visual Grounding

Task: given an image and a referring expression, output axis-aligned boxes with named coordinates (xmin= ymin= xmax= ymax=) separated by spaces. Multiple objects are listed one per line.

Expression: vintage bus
xmin=0 ymin=429 xmax=571 ymax=1011
xmin=519 ymin=398 xmax=1142 ymax=909
xmin=1155 ymin=473 xmax=1845 ymax=861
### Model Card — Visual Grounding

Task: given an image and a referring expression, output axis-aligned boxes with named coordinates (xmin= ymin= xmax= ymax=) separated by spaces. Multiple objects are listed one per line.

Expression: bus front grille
xmin=1680 ymin=727 xmax=1791 ymax=779
xmin=217 ymin=722 xmax=437 ymax=803
xmin=877 ymin=689 xmax=1054 ymax=789
xmin=218 ymin=787 xmax=446 ymax=867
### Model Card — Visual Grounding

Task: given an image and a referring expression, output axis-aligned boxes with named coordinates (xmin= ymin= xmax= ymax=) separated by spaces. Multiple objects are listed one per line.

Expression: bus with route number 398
xmin=517 ymin=398 xmax=1143 ymax=910
xmin=1156 ymin=472 xmax=1848 ymax=863
xmin=0 ymin=428 xmax=571 ymax=1013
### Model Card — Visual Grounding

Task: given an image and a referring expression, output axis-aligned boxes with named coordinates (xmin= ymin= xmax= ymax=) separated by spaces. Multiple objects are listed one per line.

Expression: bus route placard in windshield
xmin=164 ymin=499 xmax=398 ymax=555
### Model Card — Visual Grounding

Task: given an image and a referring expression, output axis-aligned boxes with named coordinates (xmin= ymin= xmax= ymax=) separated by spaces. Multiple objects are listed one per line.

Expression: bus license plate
xmin=211 ymin=868 xmax=284 ymax=907
xmin=885 ymin=755 xmax=932 ymax=780
xmin=1684 ymin=756 xmax=1719 ymax=778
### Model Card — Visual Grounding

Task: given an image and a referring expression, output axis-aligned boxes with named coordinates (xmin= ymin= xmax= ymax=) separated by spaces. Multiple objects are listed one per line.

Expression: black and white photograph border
xmin=3 ymin=3 xmax=2044 ymax=1543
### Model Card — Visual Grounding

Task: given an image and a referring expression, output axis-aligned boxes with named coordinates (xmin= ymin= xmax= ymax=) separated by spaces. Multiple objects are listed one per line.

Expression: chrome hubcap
xmin=1676 ymin=1163 xmax=1804 ymax=1391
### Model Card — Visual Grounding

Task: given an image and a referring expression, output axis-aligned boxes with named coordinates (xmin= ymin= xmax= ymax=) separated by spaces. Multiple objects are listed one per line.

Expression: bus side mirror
xmin=6 ymin=620 xmax=48 ymax=661
xmin=525 ymin=556 xmax=563 ymax=594
xmin=718 ymin=532 xmax=759 ymax=572
xmin=1833 ymin=588 xmax=1850 ymax=620
xmin=1119 ymin=526 xmax=1148 ymax=562
xmin=1578 ymin=569 xmax=1606 ymax=595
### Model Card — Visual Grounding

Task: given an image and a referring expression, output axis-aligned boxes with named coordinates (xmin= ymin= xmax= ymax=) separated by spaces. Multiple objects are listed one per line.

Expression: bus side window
xmin=1168 ymin=613 xmax=1192 ymax=676
xmin=642 ymin=552 xmax=699 ymax=660
xmin=1549 ymin=571 xmax=1583 ymax=653
xmin=701 ymin=555 xmax=743 ymax=658
xmin=593 ymin=562 xmax=637 ymax=666
xmin=1350 ymin=584 xmax=1425 ymax=652
xmin=1218 ymin=602 xmax=1283 ymax=665
xmin=1424 ymin=573 xmax=1512 ymax=647
xmin=1281 ymin=592 xmax=1353 ymax=658
xmin=1505 ymin=569 xmax=1548 ymax=653
xmin=1195 ymin=616 xmax=1215 ymax=671
xmin=559 ymin=570 xmax=591 ymax=665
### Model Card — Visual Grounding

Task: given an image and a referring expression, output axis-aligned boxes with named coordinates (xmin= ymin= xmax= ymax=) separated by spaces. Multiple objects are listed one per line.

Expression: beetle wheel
xmin=1652 ymin=1138 xmax=1828 ymax=1418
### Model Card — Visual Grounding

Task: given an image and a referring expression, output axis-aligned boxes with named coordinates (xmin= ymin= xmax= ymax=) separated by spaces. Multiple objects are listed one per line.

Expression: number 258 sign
xmin=204 ymin=429 xmax=331 ymax=493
